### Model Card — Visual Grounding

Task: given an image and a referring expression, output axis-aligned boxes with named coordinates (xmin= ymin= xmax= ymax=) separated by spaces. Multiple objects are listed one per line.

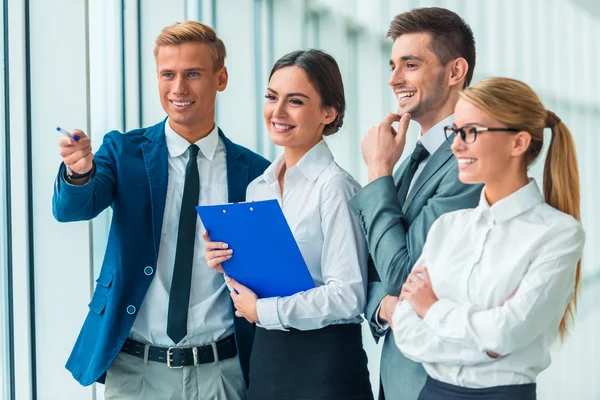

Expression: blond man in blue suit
xmin=53 ymin=21 xmax=268 ymax=400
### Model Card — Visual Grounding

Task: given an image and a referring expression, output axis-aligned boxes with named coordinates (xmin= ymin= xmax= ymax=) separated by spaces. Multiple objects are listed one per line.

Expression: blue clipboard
xmin=196 ymin=199 xmax=316 ymax=298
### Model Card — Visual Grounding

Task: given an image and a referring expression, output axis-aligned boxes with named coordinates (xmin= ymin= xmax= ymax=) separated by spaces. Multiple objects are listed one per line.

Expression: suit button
xmin=144 ymin=266 xmax=154 ymax=276
xmin=126 ymin=305 xmax=136 ymax=315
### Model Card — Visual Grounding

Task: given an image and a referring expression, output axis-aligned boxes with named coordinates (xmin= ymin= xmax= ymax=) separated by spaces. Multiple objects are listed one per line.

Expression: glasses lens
xmin=465 ymin=127 xmax=478 ymax=143
xmin=444 ymin=126 xmax=456 ymax=140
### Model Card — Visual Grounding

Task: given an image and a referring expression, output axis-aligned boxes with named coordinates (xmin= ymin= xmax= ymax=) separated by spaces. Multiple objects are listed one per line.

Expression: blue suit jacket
xmin=52 ymin=119 xmax=270 ymax=387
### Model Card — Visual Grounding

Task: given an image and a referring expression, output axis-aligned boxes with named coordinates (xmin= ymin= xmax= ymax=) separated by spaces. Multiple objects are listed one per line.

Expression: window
xmin=1 ymin=1 xmax=14 ymax=398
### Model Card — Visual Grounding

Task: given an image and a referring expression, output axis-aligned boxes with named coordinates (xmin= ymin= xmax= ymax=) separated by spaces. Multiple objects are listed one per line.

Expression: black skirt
xmin=246 ymin=324 xmax=373 ymax=400
xmin=418 ymin=376 xmax=537 ymax=400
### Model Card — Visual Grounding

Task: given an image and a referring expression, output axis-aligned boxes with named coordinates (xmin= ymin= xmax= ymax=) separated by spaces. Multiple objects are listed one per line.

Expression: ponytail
xmin=543 ymin=110 xmax=581 ymax=340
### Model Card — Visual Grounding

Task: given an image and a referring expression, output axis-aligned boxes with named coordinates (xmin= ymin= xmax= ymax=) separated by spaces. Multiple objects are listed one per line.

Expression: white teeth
xmin=397 ymin=92 xmax=416 ymax=99
xmin=274 ymin=123 xmax=292 ymax=130
xmin=172 ymin=101 xmax=192 ymax=107
xmin=457 ymin=158 xmax=477 ymax=164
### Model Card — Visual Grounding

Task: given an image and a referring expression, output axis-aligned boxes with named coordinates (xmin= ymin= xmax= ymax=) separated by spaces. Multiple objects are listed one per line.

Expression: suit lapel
xmin=140 ymin=124 xmax=250 ymax=259
xmin=403 ymin=140 xmax=453 ymax=212
xmin=220 ymin=129 xmax=249 ymax=203
xmin=141 ymin=120 xmax=169 ymax=258
xmin=394 ymin=157 xmax=412 ymax=193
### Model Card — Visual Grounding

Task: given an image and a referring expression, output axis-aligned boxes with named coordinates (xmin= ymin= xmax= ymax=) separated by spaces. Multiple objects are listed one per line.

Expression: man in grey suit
xmin=349 ymin=8 xmax=482 ymax=400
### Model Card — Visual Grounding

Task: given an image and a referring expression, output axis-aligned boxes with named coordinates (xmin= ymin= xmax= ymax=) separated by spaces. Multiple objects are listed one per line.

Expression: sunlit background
xmin=1 ymin=0 xmax=599 ymax=399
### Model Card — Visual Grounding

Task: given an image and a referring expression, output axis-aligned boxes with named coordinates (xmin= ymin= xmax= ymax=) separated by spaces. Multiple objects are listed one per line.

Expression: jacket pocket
xmin=88 ymin=270 xmax=113 ymax=315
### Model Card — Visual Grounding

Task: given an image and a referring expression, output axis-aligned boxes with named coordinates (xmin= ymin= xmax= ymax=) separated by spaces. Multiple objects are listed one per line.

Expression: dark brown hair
xmin=269 ymin=49 xmax=345 ymax=136
xmin=388 ymin=7 xmax=476 ymax=87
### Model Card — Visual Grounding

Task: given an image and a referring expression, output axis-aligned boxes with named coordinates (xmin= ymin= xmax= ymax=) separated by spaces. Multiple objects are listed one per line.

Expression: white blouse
xmin=392 ymin=179 xmax=585 ymax=388
xmin=248 ymin=140 xmax=368 ymax=331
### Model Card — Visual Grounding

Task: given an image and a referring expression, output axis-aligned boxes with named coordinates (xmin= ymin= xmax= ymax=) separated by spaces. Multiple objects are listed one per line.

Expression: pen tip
xmin=56 ymin=127 xmax=61 ymax=131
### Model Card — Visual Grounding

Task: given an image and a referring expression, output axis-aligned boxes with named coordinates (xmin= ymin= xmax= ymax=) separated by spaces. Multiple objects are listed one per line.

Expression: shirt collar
xmin=418 ymin=114 xmax=453 ymax=155
xmin=261 ymin=139 xmax=334 ymax=184
xmin=164 ymin=119 xmax=220 ymax=161
xmin=476 ymin=179 xmax=543 ymax=223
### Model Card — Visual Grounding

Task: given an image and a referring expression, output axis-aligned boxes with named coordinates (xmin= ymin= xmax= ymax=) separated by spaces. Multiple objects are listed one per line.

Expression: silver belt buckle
xmin=193 ymin=347 xmax=199 ymax=366
xmin=167 ymin=346 xmax=184 ymax=369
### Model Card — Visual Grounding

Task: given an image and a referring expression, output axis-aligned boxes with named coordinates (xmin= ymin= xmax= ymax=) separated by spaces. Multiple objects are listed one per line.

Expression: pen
xmin=57 ymin=127 xmax=80 ymax=141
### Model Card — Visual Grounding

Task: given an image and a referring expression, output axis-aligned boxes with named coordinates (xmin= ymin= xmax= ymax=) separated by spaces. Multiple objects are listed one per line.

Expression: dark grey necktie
xmin=397 ymin=142 xmax=430 ymax=206
xmin=167 ymin=144 xmax=200 ymax=344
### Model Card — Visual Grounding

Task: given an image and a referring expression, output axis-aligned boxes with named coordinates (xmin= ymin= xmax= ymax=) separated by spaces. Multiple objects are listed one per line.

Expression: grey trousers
xmin=104 ymin=351 xmax=246 ymax=400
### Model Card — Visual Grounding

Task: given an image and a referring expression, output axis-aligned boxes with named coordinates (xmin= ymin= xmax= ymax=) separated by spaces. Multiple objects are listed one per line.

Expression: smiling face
xmin=388 ymin=33 xmax=451 ymax=123
xmin=156 ymin=42 xmax=227 ymax=135
xmin=263 ymin=66 xmax=336 ymax=153
xmin=451 ymin=98 xmax=525 ymax=185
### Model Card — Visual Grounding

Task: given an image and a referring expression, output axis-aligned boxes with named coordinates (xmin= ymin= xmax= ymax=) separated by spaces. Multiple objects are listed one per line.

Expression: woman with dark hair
xmin=204 ymin=49 xmax=373 ymax=400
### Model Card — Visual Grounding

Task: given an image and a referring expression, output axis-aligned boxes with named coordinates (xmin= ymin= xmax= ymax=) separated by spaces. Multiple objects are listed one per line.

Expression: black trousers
xmin=247 ymin=324 xmax=373 ymax=400
xmin=418 ymin=376 xmax=537 ymax=400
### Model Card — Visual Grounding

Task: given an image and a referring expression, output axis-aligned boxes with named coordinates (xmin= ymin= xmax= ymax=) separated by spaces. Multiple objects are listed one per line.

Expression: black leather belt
xmin=121 ymin=334 xmax=237 ymax=368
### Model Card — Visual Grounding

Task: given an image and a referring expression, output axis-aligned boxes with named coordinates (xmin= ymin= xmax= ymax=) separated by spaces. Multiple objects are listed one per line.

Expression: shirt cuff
xmin=423 ymin=299 xmax=456 ymax=331
xmin=374 ymin=299 xmax=390 ymax=331
xmin=256 ymin=297 xmax=287 ymax=331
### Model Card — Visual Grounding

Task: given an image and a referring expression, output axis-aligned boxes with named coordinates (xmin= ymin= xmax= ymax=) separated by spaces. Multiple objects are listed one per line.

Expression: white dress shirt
xmin=375 ymin=114 xmax=452 ymax=329
xmin=392 ymin=179 xmax=585 ymax=388
xmin=129 ymin=120 xmax=233 ymax=347
xmin=247 ymin=140 xmax=368 ymax=331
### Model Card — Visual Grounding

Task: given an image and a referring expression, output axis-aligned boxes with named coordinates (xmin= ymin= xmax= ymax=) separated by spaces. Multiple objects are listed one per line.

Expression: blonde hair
xmin=154 ymin=21 xmax=226 ymax=71
xmin=460 ymin=77 xmax=581 ymax=341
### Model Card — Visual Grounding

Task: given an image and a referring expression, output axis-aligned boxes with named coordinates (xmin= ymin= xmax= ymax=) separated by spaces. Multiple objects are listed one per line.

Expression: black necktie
xmin=167 ymin=144 xmax=200 ymax=344
xmin=397 ymin=142 xmax=430 ymax=205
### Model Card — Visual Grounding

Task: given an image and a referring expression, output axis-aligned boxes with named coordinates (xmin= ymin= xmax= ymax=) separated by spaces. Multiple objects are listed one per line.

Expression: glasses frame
xmin=444 ymin=125 xmax=520 ymax=144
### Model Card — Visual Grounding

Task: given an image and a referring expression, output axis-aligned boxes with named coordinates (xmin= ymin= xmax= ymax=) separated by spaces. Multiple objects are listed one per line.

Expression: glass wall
xmin=1 ymin=1 xmax=13 ymax=398
xmin=2 ymin=0 xmax=599 ymax=399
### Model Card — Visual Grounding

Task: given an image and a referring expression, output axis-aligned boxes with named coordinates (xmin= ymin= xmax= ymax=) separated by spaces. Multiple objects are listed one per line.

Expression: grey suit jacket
xmin=349 ymin=139 xmax=482 ymax=400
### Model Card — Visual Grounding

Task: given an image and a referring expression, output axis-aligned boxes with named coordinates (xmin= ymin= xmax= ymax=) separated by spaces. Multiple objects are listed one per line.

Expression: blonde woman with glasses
xmin=391 ymin=77 xmax=585 ymax=400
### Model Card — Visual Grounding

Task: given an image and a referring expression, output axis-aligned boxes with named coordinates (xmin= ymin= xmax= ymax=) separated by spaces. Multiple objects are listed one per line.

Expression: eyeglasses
xmin=444 ymin=125 xmax=520 ymax=144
